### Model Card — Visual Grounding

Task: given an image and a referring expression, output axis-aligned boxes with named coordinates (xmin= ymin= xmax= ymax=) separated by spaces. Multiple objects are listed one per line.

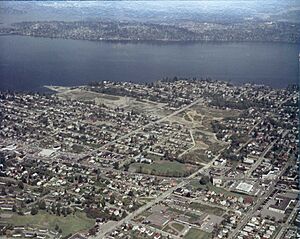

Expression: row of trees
xmin=29 ymin=201 xmax=73 ymax=218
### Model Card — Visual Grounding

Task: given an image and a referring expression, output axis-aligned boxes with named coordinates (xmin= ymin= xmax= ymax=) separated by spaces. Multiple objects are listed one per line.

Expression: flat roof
xmin=39 ymin=149 xmax=56 ymax=157
xmin=236 ymin=182 xmax=253 ymax=193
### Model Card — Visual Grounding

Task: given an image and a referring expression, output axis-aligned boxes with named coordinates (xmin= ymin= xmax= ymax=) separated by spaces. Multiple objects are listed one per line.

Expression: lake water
xmin=0 ymin=35 xmax=299 ymax=92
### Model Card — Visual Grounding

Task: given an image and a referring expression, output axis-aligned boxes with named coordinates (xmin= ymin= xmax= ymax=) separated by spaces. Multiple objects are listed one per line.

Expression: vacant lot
xmin=184 ymin=228 xmax=211 ymax=239
xmin=6 ymin=211 xmax=94 ymax=237
xmin=189 ymin=104 xmax=240 ymax=131
xmin=189 ymin=202 xmax=225 ymax=216
xmin=171 ymin=222 xmax=185 ymax=232
xmin=130 ymin=160 xmax=197 ymax=177
xmin=163 ymin=224 xmax=179 ymax=235
xmin=179 ymin=128 xmax=227 ymax=165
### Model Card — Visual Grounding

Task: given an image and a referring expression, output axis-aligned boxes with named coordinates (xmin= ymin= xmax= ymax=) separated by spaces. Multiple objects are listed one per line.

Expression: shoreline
xmin=0 ymin=33 xmax=299 ymax=46
xmin=0 ymin=77 xmax=295 ymax=94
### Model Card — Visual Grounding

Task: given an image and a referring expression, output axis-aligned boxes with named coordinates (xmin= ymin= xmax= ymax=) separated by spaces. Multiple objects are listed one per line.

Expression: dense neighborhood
xmin=0 ymin=78 xmax=298 ymax=239
xmin=1 ymin=20 xmax=299 ymax=44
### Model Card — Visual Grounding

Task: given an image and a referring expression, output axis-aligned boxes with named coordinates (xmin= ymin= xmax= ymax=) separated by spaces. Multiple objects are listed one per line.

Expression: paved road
xmin=93 ymin=98 xmax=207 ymax=238
xmin=93 ymin=95 xmax=293 ymax=238
xmin=275 ymin=201 xmax=300 ymax=239
xmin=246 ymin=130 xmax=289 ymax=177
xmin=78 ymin=98 xmax=204 ymax=169
xmin=94 ymin=151 xmax=221 ymax=238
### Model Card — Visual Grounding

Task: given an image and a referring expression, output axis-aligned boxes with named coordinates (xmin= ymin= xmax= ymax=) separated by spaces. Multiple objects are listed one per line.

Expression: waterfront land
xmin=0 ymin=78 xmax=298 ymax=239
xmin=1 ymin=20 xmax=299 ymax=43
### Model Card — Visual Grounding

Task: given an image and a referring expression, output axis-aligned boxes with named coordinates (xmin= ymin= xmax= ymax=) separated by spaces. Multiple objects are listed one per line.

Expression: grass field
xmin=189 ymin=202 xmax=225 ymax=216
xmin=184 ymin=228 xmax=211 ymax=239
xmin=182 ymin=149 xmax=212 ymax=164
xmin=163 ymin=224 xmax=179 ymax=235
xmin=171 ymin=222 xmax=185 ymax=232
xmin=6 ymin=211 xmax=94 ymax=237
xmin=139 ymin=197 xmax=155 ymax=202
xmin=131 ymin=160 xmax=196 ymax=177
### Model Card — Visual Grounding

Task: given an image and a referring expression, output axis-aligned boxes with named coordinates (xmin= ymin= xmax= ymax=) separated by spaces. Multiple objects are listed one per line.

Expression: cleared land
xmin=172 ymin=104 xmax=233 ymax=165
xmin=162 ymin=224 xmax=179 ymax=235
xmin=184 ymin=228 xmax=211 ymax=239
xmin=189 ymin=202 xmax=225 ymax=216
xmin=5 ymin=211 xmax=94 ymax=237
xmin=171 ymin=222 xmax=185 ymax=232
xmin=130 ymin=160 xmax=197 ymax=177
xmin=177 ymin=105 xmax=240 ymax=132
xmin=47 ymin=86 xmax=169 ymax=118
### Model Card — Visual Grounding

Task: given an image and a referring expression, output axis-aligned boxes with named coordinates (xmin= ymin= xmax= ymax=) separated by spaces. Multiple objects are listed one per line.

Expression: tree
xmin=51 ymin=203 xmax=56 ymax=214
xmin=99 ymin=198 xmax=106 ymax=208
xmin=89 ymin=227 xmax=97 ymax=236
xmin=38 ymin=200 xmax=46 ymax=210
xmin=122 ymin=211 xmax=127 ymax=218
xmin=17 ymin=209 xmax=24 ymax=215
xmin=8 ymin=187 xmax=14 ymax=194
xmin=78 ymin=175 xmax=83 ymax=184
xmin=124 ymin=164 xmax=129 ymax=171
xmin=17 ymin=181 xmax=24 ymax=189
xmin=1 ymin=187 xmax=6 ymax=196
xmin=62 ymin=207 xmax=67 ymax=217
xmin=128 ymin=190 xmax=134 ymax=197
xmin=113 ymin=162 xmax=119 ymax=170
xmin=55 ymin=224 xmax=59 ymax=231
xmin=109 ymin=195 xmax=115 ymax=205
xmin=66 ymin=207 xmax=72 ymax=215
xmin=96 ymin=173 xmax=100 ymax=182
xmin=56 ymin=207 xmax=61 ymax=216
xmin=12 ymin=205 xmax=17 ymax=212
xmin=199 ymin=175 xmax=210 ymax=185
xmin=30 ymin=207 xmax=38 ymax=215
